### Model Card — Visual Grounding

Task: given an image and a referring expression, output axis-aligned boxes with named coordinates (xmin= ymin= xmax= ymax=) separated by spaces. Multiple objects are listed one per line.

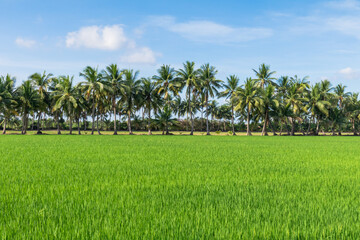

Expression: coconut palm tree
xmin=121 ymin=69 xmax=141 ymax=135
xmin=253 ymin=63 xmax=276 ymax=89
xmin=285 ymin=82 xmax=308 ymax=135
xmin=73 ymin=86 xmax=87 ymax=135
xmin=29 ymin=71 xmax=53 ymax=134
xmin=52 ymin=76 xmax=78 ymax=134
xmin=103 ymin=64 xmax=124 ymax=135
xmin=198 ymin=63 xmax=223 ymax=135
xmin=141 ymin=77 xmax=162 ymax=135
xmin=259 ymin=85 xmax=279 ymax=136
xmin=233 ymin=78 xmax=261 ymax=136
xmin=334 ymin=84 xmax=350 ymax=109
xmin=220 ymin=75 xmax=240 ymax=135
xmin=48 ymin=77 xmax=63 ymax=134
xmin=177 ymin=61 xmax=199 ymax=135
xmin=344 ymin=93 xmax=360 ymax=135
xmin=154 ymin=106 xmax=177 ymax=135
xmin=15 ymin=80 xmax=40 ymax=134
xmin=79 ymin=66 xmax=107 ymax=135
xmin=306 ymin=83 xmax=330 ymax=135
xmin=153 ymin=65 xmax=180 ymax=107
xmin=0 ymin=75 xmax=16 ymax=134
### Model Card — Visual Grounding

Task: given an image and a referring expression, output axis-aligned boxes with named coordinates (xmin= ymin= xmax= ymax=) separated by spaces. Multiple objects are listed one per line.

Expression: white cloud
xmin=326 ymin=0 xmax=360 ymax=10
xmin=326 ymin=16 xmax=360 ymax=39
xmin=66 ymin=25 xmax=129 ymax=50
xmin=120 ymin=47 xmax=158 ymax=64
xmin=65 ymin=24 xmax=159 ymax=64
xmin=148 ymin=16 xmax=273 ymax=43
xmin=15 ymin=37 xmax=36 ymax=48
xmin=339 ymin=67 xmax=354 ymax=74
xmin=287 ymin=1 xmax=360 ymax=39
xmin=337 ymin=67 xmax=360 ymax=80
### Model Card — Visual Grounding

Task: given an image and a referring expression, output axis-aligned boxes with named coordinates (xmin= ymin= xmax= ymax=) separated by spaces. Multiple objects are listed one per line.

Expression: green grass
xmin=1 ymin=136 xmax=360 ymax=239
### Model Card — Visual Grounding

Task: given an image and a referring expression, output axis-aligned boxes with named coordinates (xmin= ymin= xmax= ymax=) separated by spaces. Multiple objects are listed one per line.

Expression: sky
xmin=1 ymin=0 xmax=360 ymax=91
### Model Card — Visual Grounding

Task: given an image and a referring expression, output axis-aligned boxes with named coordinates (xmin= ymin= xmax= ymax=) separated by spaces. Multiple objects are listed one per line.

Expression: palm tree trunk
xmin=291 ymin=118 xmax=295 ymax=136
xmin=188 ymin=88 xmax=194 ymax=135
xmin=83 ymin=113 xmax=87 ymax=132
xmin=165 ymin=102 xmax=170 ymax=135
xmin=307 ymin=116 xmax=312 ymax=136
xmin=280 ymin=121 xmax=283 ymax=136
xmin=31 ymin=113 xmax=35 ymax=130
xmin=127 ymin=110 xmax=133 ymax=135
xmin=91 ymin=97 xmax=95 ymax=135
xmin=148 ymin=104 xmax=152 ymax=135
xmin=2 ymin=118 xmax=7 ymax=134
xmin=69 ymin=117 xmax=73 ymax=134
xmin=247 ymin=104 xmax=251 ymax=136
xmin=96 ymin=112 xmax=101 ymax=135
xmin=201 ymin=106 xmax=204 ymax=132
xmin=261 ymin=110 xmax=268 ymax=136
xmin=37 ymin=112 xmax=42 ymax=134
xmin=352 ymin=119 xmax=357 ymax=136
xmin=113 ymin=98 xmax=117 ymax=135
xmin=231 ymin=104 xmax=235 ymax=135
xmin=57 ymin=114 xmax=61 ymax=135
xmin=77 ymin=118 xmax=81 ymax=135
xmin=206 ymin=95 xmax=210 ymax=135
xmin=22 ymin=112 xmax=28 ymax=134
xmin=315 ymin=118 xmax=320 ymax=136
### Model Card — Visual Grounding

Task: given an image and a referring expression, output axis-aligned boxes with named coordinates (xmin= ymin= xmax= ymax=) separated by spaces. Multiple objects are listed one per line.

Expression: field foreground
xmin=1 ymin=136 xmax=360 ymax=239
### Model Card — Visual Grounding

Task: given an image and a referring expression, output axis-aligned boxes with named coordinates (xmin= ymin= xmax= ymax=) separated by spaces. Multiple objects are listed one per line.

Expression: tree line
xmin=0 ymin=62 xmax=359 ymax=135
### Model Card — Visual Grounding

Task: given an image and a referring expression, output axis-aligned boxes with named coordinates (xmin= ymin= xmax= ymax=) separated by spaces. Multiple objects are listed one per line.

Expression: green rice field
xmin=1 ymin=135 xmax=360 ymax=239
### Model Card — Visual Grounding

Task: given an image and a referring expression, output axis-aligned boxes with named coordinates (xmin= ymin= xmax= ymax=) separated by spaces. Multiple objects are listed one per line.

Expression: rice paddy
xmin=1 ymin=135 xmax=360 ymax=239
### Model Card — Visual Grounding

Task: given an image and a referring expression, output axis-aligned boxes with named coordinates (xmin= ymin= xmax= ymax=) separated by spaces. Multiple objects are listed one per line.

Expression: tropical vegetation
xmin=1 ymin=63 xmax=359 ymax=135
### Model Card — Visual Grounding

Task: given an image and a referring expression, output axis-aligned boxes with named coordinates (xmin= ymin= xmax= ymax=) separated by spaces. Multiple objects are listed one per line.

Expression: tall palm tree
xmin=15 ymin=80 xmax=40 ymax=134
xmin=198 ymin=63 xmax=222 ymax=135
xmin=153 ymin=65 xmax=180 ymax=107
xmin=253 ymin=63 xmax=276 ymax=89
xmin=0 ymin=75 xmax=16 ymax=134
xmin=141 ymin=77 xmax=162 ymax=135
xmin=220 ymin=75 xmax=240 ymax=135
xmin=104 ymin=64 xmax=124 ymax=135
xmin=121 ymin=69 xmax=141 ymax=135
xmin=233 ymin=78 xmax=260 ymax=136
xmin=79 ymin=66 xmax=107 ymax=135
xmin=285 ymin=83 xmax=308 ymax=135
xmin=52 ymin=76 xmax=78 ymax=134
xmin=48 ymin=77 xmax=62 ymax=134
xmin=177 ymin=61 xmax=199 ymax=135
xmin=344 ymin=93 xmax=360 ymax=135
xmin=306 ymin=84 xmax=330 ymax=135
xmin=29 ymin=71 xmax=53 ymax=134
xmin=259 ymin=85 xmax=279 ymax=136
xmin=334 ymin=84 xmax=350 ymax=109
xmin=73 ymin=86 xmax=87 ymax=135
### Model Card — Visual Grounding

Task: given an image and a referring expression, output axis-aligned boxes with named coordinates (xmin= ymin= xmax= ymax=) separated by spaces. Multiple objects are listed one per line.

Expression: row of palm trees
xmin=0 ymin=62 xmax=359 ymax=135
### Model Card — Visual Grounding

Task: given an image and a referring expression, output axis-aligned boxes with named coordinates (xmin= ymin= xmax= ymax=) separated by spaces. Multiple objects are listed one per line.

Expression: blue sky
xmin=1 ymin=0 xmax=360 ymax=91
